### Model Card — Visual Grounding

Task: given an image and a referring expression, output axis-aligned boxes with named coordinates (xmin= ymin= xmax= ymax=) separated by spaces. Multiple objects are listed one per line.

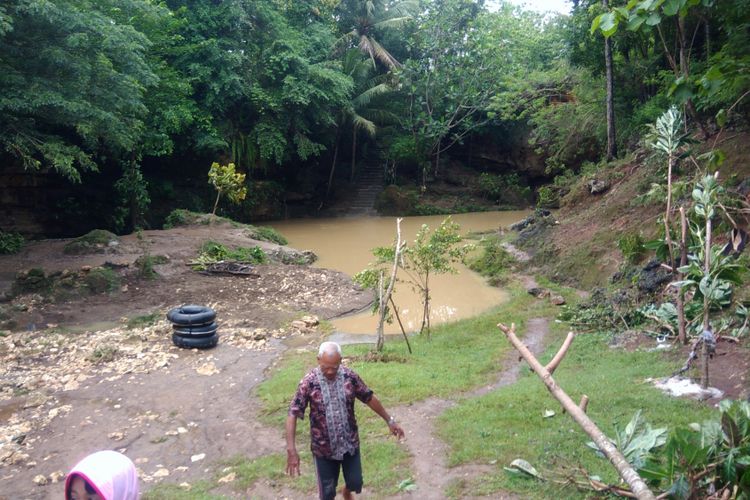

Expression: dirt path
xmin=393 ymin=317 xmax=549 ymax=499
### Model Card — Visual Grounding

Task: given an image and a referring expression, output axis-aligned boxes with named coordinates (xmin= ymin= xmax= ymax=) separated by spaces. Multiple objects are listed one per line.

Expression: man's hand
xmin=286 ymin=449 xmax=300 ymax=476
xmin=388 ymin=421 xmax=405 ymax=440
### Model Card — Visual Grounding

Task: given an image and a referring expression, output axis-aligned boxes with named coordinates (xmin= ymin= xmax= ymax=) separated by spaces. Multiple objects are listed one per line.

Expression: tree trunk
xmin=677 ymin=207 xmax=688 ymax=344
xmin=603 ymin=0 xmax=617 ymax=160
xmin=212 ymin=191 xmax=221 ymax=217
xmin=664 ymin=154 xmax=676 ymax=270
xmin=434 ymin=138 xmax=441 ymax=178
xmin=350 ymin=128 xmax=357 ymax=182
xmin=326 ymin=129 xmax=341 ymax=199
xmin=498 ymin=323 xmax=657 ymax=500
xmin=701 ymin=214 xmax=712 ymax=389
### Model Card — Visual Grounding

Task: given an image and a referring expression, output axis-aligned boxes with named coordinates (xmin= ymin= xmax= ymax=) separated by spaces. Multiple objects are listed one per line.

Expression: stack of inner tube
xmin=166 ymin=305 xmax=218 ymax=349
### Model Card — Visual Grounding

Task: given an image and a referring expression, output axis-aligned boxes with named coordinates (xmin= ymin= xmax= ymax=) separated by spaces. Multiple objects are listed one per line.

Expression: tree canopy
xmin=1 ymin=0 xmax=747 ymax=231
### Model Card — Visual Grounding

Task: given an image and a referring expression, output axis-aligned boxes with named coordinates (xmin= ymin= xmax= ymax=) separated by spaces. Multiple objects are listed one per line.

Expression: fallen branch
xmin=497 ymin=322 xmax=656 ymax=500
xmin=545 ymin=331 xmax=575 ymax=375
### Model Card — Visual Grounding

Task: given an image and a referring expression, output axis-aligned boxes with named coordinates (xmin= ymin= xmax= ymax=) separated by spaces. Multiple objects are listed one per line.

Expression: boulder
xmin=587 ymin=179 xmax=610 ymax=195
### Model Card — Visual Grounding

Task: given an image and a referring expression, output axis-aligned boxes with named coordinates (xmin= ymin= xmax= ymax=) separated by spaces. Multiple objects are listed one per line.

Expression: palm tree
xmin=326 ymin=49 xmax=395 ymax=197
xmin=335 ymin=0 xmax=416 ymax=70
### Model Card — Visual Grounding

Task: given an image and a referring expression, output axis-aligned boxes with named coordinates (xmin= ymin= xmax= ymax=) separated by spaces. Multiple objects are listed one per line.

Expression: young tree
xmin=400 ymin=217 xmax=471 ymax=336
xmin=646 ymin=106 xmax=692 ymax=343
xmin=208 ymin=162 xmax=247 ymax=216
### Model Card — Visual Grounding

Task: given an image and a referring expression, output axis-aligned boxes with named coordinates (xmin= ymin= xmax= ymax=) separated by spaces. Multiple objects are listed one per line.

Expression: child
xmin=65 ymin=450 xmax=139 ymax=500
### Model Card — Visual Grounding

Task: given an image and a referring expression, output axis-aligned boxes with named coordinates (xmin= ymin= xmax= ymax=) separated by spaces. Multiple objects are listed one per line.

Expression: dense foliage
xmin=0 ymin=0 xmax=747 ymax=233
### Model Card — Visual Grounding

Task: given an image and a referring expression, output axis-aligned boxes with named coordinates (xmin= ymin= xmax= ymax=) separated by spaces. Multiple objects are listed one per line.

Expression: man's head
xmin=317 ymin=341 xmax=342 ymax=380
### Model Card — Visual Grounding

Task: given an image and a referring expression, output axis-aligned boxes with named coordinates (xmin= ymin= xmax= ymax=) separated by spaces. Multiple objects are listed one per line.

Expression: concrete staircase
xmin=322 ymin=161 xmax=384 ymax=217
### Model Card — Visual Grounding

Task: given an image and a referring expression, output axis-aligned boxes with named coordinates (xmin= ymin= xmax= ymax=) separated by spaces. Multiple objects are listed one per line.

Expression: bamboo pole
xmin=497 ymin=323 xmax=656 ymax=500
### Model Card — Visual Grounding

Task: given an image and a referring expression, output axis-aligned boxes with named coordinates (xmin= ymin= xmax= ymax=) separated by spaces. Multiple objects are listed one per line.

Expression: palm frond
xmin=352 ymin=114 xmax=377 ymax=136
xmin=352 ymin=82 xmax=392 ymax=108
xmin=368 ymin=37 xmax=401 ymax=69
xmin=374 ymin=16 xmax=412 ymax=31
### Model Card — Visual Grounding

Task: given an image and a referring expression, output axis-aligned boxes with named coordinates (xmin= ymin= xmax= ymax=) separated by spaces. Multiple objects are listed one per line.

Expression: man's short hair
xmin=318 ymin=341 xmax=342 ymax=357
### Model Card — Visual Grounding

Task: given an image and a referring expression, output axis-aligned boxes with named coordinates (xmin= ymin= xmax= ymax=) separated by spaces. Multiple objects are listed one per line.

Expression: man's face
xmin=318 ymin=352 xmax=341 ymax=380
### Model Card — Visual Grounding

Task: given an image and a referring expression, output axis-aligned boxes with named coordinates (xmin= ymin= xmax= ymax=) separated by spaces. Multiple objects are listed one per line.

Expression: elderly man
xmin=286 ymin=341 xmax=404 ymax=500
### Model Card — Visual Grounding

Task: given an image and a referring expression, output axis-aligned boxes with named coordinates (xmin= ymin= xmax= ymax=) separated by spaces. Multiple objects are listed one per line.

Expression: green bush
xmin=247 ymin=226 xmax=288 ymax=245
xmin=467 ymin=238 xmax=514 ymax=286
xmin=536 ymin=186 xmax=559 ymax=209
xmin=197 ymin=240 xmax=266 ymax=265
xmin=0 ymin=231 xmax=24 ymax=254
xmin=134 ymin=255 xmax=169 ymax=279
xmin=12 ymin=268 xmax=51 ymax=295
xmin=477 ymin=173 xmax=532 ymax=204
xmin=83 ymin=267 xmax=120 ymax=293
xmin=617 ymin=233 xmax=645 ymax=264
xmin=63 ymin=230 xmax=118 ymax=255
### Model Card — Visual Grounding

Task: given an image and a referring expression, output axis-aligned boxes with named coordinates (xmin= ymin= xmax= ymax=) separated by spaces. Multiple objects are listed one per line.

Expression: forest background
xmin=0 ymin=0 xmax=748 ymax=237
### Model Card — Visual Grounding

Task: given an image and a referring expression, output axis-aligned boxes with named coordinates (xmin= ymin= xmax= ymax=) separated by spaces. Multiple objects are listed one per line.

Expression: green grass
xmin=127 ymin=311 xmax=161 ymax=329
xmin=436 ymin=326 xmax=715 ymax=499
xmin=143 ymin=481 xmax=227 ymax=500
xmin=251 ymin=283 xmax=565 ymax=496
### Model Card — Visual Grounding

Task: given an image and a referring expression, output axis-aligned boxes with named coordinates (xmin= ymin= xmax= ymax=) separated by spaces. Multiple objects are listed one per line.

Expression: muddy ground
xmin=0 ymin=222 xmax=373 ymax=499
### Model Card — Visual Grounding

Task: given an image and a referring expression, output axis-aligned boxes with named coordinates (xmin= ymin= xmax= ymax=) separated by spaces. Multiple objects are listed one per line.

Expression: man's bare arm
xmin=366 ymin=395 xmax=405 ymax=439
xmin=285 ymin=415 xmax=300 ymax=476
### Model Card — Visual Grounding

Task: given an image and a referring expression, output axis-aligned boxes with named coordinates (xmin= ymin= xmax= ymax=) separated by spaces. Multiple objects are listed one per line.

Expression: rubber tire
xmin=172 ymin=322 xmax=218 ymax=338
xmin=172 ymin=331 xmax=219 ymax=349
xmin=167 ymin=305 xmax=216 ymax=326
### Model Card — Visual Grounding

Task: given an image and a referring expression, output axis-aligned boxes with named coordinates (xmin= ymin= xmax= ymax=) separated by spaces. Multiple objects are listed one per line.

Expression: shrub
xmin=617 ymin=233 xmax=645 ymax=264
xmin=0 ymin=231 xmax=24 ymax=254
xmin=467 ymin=237 xmax=514 ymax=286
xmin=536 ymin=186 xmax=559 ymax=209
xmin=134 ymin=255 xmax=169 ymax=279
xmin=83 ymin=268 xmax=120 ymax=293
xmin=12 ymin=268 xmax=51 ymax=295
xmin=246 ymin=226 xmax=288 ymax=245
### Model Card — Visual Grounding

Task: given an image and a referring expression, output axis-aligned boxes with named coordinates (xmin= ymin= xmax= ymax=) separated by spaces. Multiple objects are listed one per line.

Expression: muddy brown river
xmin=269 ymin=210 xmax=531 ymax=334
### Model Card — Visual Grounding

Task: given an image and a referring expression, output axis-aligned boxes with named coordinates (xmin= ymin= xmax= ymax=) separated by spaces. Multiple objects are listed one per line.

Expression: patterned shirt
xmin=288 ymin=366 xmax=374 ymax=459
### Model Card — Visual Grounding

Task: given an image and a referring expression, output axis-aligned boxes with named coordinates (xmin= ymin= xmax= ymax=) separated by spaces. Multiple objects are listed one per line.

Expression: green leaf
xmin=667 ymin=475 xmax=690 ymax=499
xmin=662 ymin=0 xmax=684 ymax=16
xmin=646 ymin=12 xmax=662 ymax=25
xmin=504 ymin=459 xmax=542 ymax=479
xmin=627 ymin=14 xmax=647 ymax=31
xmin=715 ymin=109 xmax=727 ymax=128
xmin=599 ymin=12 xmax=619 ymax=37
xmin=590 ymin=13 xmax=604 ymax=34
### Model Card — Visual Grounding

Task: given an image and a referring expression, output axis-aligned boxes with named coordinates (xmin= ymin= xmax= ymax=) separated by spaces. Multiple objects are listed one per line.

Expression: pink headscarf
xmin=65 ymin=450 xmax=139 ymax=500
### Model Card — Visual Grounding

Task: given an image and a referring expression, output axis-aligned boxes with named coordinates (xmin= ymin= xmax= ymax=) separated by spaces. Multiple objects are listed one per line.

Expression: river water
xmin=269 ymin=210 xmax=531 ymax=334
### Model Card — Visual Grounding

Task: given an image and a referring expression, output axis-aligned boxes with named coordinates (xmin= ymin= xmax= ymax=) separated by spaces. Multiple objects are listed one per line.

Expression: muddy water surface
xmin=269 ymin=211 xmax=531 ymax=334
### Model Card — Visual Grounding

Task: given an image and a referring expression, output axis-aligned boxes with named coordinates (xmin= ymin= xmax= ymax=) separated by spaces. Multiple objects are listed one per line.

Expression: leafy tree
xmin=208 ymin=162 xmax=247 ymax=216
xmin=0 ymin=0 xmax=160 ymax=181
xmin=400 ymin=217 xmax=471 ymax=336
xmin=335 ymin=0 xmax=415 ymax=69
xmin=327 ymin=49 xmax=395 ymax=194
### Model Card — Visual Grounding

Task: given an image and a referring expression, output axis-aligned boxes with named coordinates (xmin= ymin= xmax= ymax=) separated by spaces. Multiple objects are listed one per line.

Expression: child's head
xmin=65 ymin=450 xmax=139 ymax=500
xmin=67 ymin=474 xmax=101 ymax=500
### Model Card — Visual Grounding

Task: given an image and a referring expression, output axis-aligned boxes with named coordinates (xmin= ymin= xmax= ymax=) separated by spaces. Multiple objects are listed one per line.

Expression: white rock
xmin=33 ymin=474 xmax=48 ymax=485
xmin=218 ymin=472 xmax=236 ymax=483
xmin=153 ymin=468 xmax=169 ymax=478
xmin=190 ymin=453 xmax=205 ymax=462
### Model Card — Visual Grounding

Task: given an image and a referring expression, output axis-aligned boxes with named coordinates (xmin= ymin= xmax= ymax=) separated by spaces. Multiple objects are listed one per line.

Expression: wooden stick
xmin=579 ymin=395 xmax=589 ymax=413
xmin=497 ymin=322 xmax=656 ymax=500
xmin=545 ymin=331 xmax=575 ymax=375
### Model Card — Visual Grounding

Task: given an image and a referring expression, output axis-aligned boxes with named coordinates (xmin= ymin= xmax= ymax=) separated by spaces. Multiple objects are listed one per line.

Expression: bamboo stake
xmin=376 ymin=218 xmax=404 ymax=352
xmin=497 ymin=322 xmax=656 ymax=500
